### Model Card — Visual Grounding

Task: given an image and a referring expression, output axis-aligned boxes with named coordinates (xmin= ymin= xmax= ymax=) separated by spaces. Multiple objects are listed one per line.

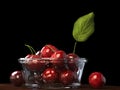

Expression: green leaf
xmin=72 ymin=12 xmax=95 ymax=42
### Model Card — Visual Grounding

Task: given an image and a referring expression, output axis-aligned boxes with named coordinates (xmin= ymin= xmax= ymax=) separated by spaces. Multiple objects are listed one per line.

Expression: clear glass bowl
xmin=18 ymin=57 xmax=87 ymax=89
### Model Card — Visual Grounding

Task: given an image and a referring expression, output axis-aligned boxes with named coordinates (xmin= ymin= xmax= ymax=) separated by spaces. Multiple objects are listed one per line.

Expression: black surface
xmin=1 ymin=1 xmax=120 ymax=86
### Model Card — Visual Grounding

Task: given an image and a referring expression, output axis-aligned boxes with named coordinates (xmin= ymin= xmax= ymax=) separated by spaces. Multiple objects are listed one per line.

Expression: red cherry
xmin=88 ymin=72 xmax=106 ymax=88
xmin=10 ymin=70 xmax=25 ymax=86
xmin=25 ymin=55 xmax=46 ymax=71
xmin=66 ymin=53 xmax=80 ymax=71
xmin=42 ymin=68 xmax=59 ymax=83
xmin=40 ymin=44 xmax=58 ymax=58
xmin=59 ymin=70 xmax=75 ymax=85
xmin=50 ymin=50 xmax=67 ymax=68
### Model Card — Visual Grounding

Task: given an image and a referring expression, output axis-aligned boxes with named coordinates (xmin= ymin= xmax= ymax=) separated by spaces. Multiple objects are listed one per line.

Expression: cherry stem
xmin=25 ymin=44 xmax=36 ymax=54
xmin=73 ymin=41 xmax=77 ymax=54
xmin=29 ymin=45 xmax=36 ymax=54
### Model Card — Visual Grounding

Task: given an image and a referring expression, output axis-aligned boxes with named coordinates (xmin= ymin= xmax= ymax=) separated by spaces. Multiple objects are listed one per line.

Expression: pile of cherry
xmin=10 ymin=44 xmax=82 ymax=87
xmin=10 ymin=44 xmax=106 ymax=89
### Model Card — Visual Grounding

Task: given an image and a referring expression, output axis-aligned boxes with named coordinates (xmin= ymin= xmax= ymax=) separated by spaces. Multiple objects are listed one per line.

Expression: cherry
xmin=42 ymin=68 xmax=59 ymax=83
xmin=88 ymin=72 xmax=106 ymax=88
xmin=59 ymin=70 xmax=75 ymax=85
xmin=50 ymin=50 xmax=67 ymax=69
xmin=10 ymin=70 xmax=25 ymax=86
xmin=66 ymin=53 xmax=80 ymax=71
xmin=25 ymin=54 xmax=46 ymax=71
xmin=40 ymin=44 xmax=58 ymax=58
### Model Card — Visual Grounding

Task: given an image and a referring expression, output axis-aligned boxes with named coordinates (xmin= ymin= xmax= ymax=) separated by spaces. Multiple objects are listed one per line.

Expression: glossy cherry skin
xmin=50 ymin=50 xmax=67 ymax=69
xmin=59 ymin=70 xmax=75 ymax=85
xmin=25 ymin=54 xmax=46 ymax=71
xmin=66 ymin=53 xmax=80 ymax=71
xmin=42 ymin=68 xmax=59 ymax=83
xmin=10 ymin=71 xmax=25 ymax=86
xmin=40 ymin=44 xmax=58 ymax=58
xmin=89 ymin=72 xmax=106 ymax=88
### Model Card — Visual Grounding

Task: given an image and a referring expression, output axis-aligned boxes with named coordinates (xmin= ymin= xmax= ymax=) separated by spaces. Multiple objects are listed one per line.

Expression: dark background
xmin=1 ymin=1 xmax=120 ymax=86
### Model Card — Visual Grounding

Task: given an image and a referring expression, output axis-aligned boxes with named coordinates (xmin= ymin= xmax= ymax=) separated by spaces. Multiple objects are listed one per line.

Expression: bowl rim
xmin=18 ymin=57 xmax=87 ymax=64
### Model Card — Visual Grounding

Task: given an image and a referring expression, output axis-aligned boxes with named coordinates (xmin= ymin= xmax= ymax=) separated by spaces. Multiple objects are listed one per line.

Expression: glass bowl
xmin=18 ymin=57 xmax=87 ymax=89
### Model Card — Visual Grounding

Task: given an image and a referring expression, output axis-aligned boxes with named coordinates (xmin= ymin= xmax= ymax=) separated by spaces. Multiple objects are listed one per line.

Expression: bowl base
xmin=25 ymin=82 xmax=81 ymax=89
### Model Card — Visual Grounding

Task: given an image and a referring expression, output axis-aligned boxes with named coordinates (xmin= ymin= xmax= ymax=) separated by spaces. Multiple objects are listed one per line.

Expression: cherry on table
xmin=10 ymin=70 xmax=25 ymax=86
xmin=88 ymin=72 xmax=106 ymax=88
